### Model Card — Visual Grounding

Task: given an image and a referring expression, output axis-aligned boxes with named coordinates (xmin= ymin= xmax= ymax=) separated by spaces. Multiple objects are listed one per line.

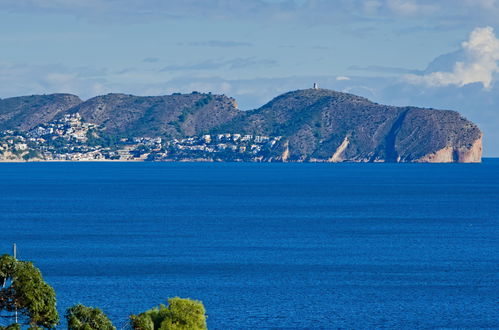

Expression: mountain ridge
xmin=0 ymin=88 xmax=482 ymax=163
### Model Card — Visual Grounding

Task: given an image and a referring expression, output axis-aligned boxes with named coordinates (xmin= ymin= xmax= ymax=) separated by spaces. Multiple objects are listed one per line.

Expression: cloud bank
xmin=406 ymin=26 xmax=499 ymax=89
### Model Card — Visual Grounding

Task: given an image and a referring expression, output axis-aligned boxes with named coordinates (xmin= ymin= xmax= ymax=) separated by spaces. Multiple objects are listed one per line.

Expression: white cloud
xmin=406 ymin=26 xmax=499 ymax=89
xmin=336 ymin=76 xmax=351 ymax=81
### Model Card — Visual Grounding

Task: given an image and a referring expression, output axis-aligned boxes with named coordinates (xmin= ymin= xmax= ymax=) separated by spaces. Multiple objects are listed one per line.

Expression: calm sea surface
xmin=0 ymin=161 xmax=498 ymax=329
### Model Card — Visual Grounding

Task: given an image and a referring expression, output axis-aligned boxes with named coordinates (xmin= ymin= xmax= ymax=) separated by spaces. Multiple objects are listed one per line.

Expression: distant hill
xmin=66 ymin=92 xmax=240 ymax=138
xmin=0 ymin=94 xmax=82 ymax=131
xmin=215 ymin=89 xmax=482 ymax=162
xmin=0 ymin=89 xmax=482 ymax=163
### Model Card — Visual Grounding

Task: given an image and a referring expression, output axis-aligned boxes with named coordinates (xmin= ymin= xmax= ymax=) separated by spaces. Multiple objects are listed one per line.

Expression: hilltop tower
xmin=313 ymin=83 xmax=319 ymax=90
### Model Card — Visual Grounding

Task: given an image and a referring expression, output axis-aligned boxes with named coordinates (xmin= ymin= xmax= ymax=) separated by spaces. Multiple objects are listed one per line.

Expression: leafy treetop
xmin=0 ymin=254 xmax=59 ymax=329
xmin=130 ymin=297 xmax=207 ymax=330
xmin=66 ymin=304 xmax=115 ymax=330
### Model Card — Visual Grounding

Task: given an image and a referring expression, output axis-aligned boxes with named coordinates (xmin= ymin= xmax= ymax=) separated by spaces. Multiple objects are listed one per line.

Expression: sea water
xmin=0 ymin=161 xmax=497 ymax=329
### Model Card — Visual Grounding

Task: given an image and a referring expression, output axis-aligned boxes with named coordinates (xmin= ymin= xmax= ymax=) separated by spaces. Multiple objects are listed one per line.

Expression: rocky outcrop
xmin=457 ymin=135 xmax=483 ymax=163
xmin=328 ymin=136 xmax=349 ymax=162
xmin=415 ymin=146 xmax=456 ymax=163
xmin=415 ymin=134 xmax=482 ymax=163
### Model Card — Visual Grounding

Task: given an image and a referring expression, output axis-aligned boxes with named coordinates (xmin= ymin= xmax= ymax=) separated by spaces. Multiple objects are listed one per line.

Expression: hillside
xmin=214 ymin=89 xmax=482 ymax=162
xmin=0 ymin=89 xmax=482 ymax=163
xmin=66 ymin=92 xmax=240 ymax=138
xmin=0 ymin=94 xmax=82 ymax=131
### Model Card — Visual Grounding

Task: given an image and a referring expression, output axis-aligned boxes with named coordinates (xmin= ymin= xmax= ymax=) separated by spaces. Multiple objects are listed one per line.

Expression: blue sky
xmin=1 ymin=0 xmax=499 ymax=156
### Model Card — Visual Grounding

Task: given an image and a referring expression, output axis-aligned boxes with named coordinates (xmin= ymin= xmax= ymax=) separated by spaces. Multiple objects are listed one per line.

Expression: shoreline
xmin=0 ymin=158 xmax=493 ymax=164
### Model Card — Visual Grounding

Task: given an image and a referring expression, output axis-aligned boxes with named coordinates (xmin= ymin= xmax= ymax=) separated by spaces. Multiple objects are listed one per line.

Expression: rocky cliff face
xmin=414 ymin=135 xmax=482 ymax=163
xmin=392 ymin=107 xmax=482 ymax=163
xmin=0 ymin=89 xmax=483 ymax=163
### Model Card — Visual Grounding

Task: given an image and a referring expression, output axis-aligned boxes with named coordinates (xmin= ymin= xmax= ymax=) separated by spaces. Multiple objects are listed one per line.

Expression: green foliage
xmin=129 ymin=314 xmax=154 ymax=330
xmin=161 ymin=298 xmax=207 ymax=330
xmin=131 ymin=145 xmax=151 ymax=158
xmin=0 ymin=254 xmax=16 ymax=281
xmin=66 ymin=304 xmax=115 ymax=330
xmin=130 ymin=298 xmax=207 ymax=330
xmin=10 ymin=148 xmax=24 ymax=157
xmin=177 ymin=113 xmax=187 ymax=123
xmin=0 ymin=323 xmax=21 ymax=330
xmin=85 ymin=129 xmax=100 ymax=147
xmin=86 ymin=130 xmax=119 ymax=149
xmin=178 ymin=95 xmax=214 ymax=125
xmin=0 ymin=255 xmax=59 ymax=329
xmin=133 ymin=98 xmax=146 ymax=105
xmin=194 ymin=95 xmax=213 ymax=108
xmin=44 ymin=136 xmax=68 ymax=150
xmin=22 ymin=149 xmax=40 ymax=161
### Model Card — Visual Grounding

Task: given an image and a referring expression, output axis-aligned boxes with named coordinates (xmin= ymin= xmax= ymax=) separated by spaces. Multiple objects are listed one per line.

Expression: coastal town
xmin=0 ymin=113 xmax=283 ymax=162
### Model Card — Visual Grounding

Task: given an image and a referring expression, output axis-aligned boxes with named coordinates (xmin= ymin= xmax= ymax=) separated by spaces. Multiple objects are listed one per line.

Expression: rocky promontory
xmin=0 ymin=88 xmax=482 ymax=163
xmin=214 ymin=89 xmax=482 ymax=163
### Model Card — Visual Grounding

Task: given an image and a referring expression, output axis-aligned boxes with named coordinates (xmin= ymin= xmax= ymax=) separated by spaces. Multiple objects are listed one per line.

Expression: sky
xmin=1 ymin=0 xmax=499 ymax=156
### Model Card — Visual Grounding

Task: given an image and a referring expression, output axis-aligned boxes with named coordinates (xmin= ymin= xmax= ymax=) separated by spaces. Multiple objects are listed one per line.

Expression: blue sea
xmin=0 ymin=161 xmax=498 ymax=329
